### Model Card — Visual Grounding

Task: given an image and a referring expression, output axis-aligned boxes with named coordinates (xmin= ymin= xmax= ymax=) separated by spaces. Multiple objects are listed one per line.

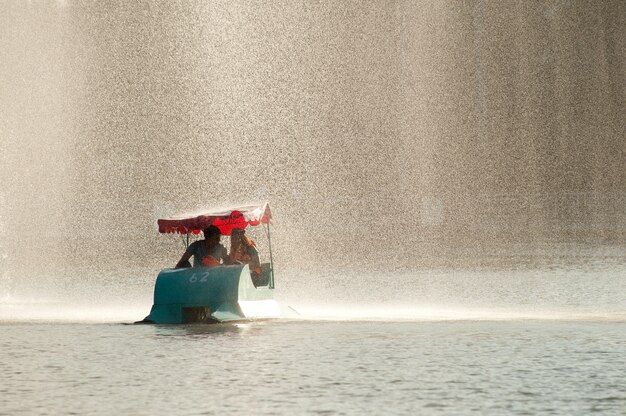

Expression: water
xmin=2 ymin=262 xmax=625 ymax=415
xmin=2 ymin=319 xmax=625 ymax=415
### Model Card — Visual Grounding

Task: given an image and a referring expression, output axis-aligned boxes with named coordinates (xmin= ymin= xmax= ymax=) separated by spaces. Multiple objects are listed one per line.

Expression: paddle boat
xmin=140 ymin=203 xmax=287 ymax=324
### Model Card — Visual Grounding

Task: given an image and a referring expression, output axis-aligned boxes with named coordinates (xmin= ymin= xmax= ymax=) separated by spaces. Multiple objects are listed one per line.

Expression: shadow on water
xmin=147 ymin=321 xmax=274 ymax=338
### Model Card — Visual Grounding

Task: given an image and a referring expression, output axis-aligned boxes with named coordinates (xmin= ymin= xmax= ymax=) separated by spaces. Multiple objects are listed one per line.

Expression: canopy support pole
xmin=181 ymin=231 xmax=190 ymax=249
xmin=264 ymin=222 xmax=275 ymax=289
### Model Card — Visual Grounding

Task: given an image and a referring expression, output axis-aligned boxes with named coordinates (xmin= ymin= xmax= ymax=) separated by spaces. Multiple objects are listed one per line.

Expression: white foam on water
xmin=0 ymin=295 xmax=150 ymax=323
xmin=290 ymin=303 xmax=626 ymax=322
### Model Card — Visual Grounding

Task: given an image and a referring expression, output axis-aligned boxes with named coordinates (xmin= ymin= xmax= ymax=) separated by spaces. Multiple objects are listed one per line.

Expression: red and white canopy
xmin=157 ymin=203 xmax=271 ymax=236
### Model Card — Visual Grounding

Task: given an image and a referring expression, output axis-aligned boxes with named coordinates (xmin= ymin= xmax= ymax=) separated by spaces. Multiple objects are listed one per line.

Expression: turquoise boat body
xmin=145 ymin=263 xmax=279 ymax=324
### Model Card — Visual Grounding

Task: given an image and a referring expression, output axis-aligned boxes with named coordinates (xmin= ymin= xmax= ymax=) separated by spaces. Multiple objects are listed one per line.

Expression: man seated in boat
xmin=228 ymin=228 xmax=262 ymax=285
xmin=175 ymin=225 xmax=228 ymax=268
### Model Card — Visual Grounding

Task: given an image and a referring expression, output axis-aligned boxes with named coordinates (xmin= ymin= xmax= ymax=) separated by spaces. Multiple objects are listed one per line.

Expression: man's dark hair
xmin=203 ymin=225 xmax=221 ymax=238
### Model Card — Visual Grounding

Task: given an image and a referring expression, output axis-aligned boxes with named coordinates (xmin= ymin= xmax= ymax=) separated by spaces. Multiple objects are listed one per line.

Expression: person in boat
xmin=229 ymin=228 xmax=262 ymax=285
xmin=175 ymin=225 xmax=228 ymax=268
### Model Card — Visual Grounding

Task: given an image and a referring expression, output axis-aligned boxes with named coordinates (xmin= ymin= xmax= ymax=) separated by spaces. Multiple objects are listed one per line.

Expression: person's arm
xmin=175 ymin=251 xmax=192 ymax=268
xmin=175 ymin=242 xmax=195 ymax=268
xmin=249 ymin=246 xmax=261 ymax=271
xmin=226 ymin=244 xmax=235 ymax=264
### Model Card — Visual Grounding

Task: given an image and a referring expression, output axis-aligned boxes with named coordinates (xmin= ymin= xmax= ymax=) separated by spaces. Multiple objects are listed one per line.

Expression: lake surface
xmin=1 ymin=262 xmax=626 ymax=415
xmin=2 ymin=319 xmax=625 ymax=415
